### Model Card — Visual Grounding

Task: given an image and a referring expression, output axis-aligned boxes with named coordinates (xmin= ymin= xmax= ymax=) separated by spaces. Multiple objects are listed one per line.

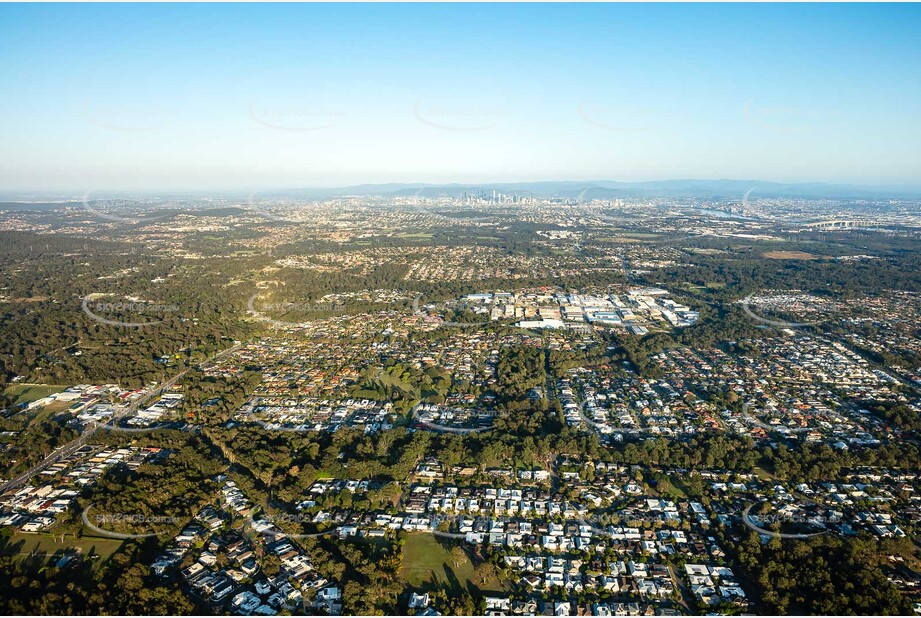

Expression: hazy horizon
xmin=5 ymin=176 xmax=921 ymax=202
xmin=2 ymin=3 xmax=920 ymax=193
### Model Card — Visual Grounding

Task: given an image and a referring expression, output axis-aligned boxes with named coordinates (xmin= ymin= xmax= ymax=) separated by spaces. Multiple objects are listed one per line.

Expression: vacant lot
xmin=0 ymin=532 xmax=123 ymax=569
xmin=399 ymin=533 xmax=505 ymax=595
xmin=5 ymin=384 xmax=68 ymax=406
xmin=762 ymin=250 xmax=817 ymax=260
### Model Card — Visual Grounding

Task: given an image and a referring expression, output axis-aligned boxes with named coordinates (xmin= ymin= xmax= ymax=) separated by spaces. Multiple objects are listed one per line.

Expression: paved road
xmin=0 ymin=343 xmax=243 ymax=494
xmin=244 ymin=511 xmax=338 ymax=540
xmin=838 ymin=339 xmax=921 ymax=397
xmin=0 ymin=431 xmax=97 ymax=493
xmin=99 ymin=342 xmax=243 ymax=431
xmin=621 ymin=254 xmax=635 ymax=283
xmin=666 ymin=563 xmax=693 ymax=614
xmin=740 ymin=401 xmax=812 ymax=435
xmin=409 ymin=402 xmax=494 ymax=435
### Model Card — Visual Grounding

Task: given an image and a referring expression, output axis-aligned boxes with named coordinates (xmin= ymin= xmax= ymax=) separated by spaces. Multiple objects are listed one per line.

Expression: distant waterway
xmin=693 ymin=208 xmax=745 ymax=219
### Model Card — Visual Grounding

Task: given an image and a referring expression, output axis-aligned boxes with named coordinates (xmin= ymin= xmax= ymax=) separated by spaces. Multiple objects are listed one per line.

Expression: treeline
xmin=548 ymin=345 xmax=610 ymax=378
xmin=725 ymin=530 xmax=915 ymax=615
xmin=0 ymin=535 xmax=201 ymax=614
xmin=0 ymin=413 xmax=78 ymax=478
xmin=347 ymin=363 xmax=452 ymax=409
xmin=767 ymin=440 xmax=921 ymax=481
xmin=180 ymin=369 xmax=263 ymax=425
xmin=649 ymin=247 xmax=921 ymax=299
xmin=495 ymin=346 xmax=545 ymax=404
xmin=0 ymin=248 xmax=257 ymax=387
xmin=600 ymin=303 xmax=773 ymax=378
xmin=0 ymin=230 xmax=128 ymax=259
xmin=72 ymin=433 xmax=227 ymax=537
xmin=217 ymin=404 xmax=921 ymax=511
xmin=832 ymin=324 xmax=921 ymax=372
xmin=861 ymin=400 xmax=921 ymax=432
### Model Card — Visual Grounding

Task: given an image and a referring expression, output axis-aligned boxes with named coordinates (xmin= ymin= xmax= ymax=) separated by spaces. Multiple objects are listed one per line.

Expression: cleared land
xmin=5 ymin=384 xmax=68 ymax=406
xmin=399 ymin=532 xmax=505 ymax=595
xmin=762 ymin=250 xmax=818 ymax=260
xmin=0 ymin=532 xmax=123 ymax=568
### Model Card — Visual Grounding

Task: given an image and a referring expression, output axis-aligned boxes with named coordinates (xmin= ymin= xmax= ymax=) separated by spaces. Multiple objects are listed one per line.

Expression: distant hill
xmin=3 ymin=180 xmax=921 ymax=204
xmin=0 ymin=201 xmax=86 ymax=211
xmin=0 ymin=202 xmax=248 ymax=218
xmin=261 ymin=179 xmax=921 ymax=200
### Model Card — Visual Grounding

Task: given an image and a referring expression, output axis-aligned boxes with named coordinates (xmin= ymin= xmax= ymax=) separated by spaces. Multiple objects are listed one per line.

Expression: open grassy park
xmin=0 ymin=531 xmax=123 ymax=570
xmin=4 ymin=384 xmax=68 ymax=406
xmin=399 ymin=533 xmax=506 ymax=595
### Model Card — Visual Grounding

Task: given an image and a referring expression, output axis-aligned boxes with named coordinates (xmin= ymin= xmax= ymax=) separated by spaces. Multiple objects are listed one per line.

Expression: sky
xmin=1 ymin=3 xmax=920 ymax=193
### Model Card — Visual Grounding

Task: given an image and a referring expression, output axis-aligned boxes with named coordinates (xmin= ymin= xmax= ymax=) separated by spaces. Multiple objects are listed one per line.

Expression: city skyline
xmin=2 ymin=4 xmax=921 ymax=617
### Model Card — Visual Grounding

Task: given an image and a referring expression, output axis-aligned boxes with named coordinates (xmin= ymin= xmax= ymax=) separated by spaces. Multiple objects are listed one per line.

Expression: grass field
xmin=620 ymin=232 xmax=664 ymax=240
xmin=399 ymin=533 xmax=505 ymax=595
xmin=5 ymin=384 xmax=68 ymax=406
xmin=0 ymin=532 xmax=123 ymax=568
xmin=658 ymin=476 xmax=689 ymax=500
xmin=598 ymin=236 xmax=647 ymax=244
xmin=762 ymin=250 xmax=817 ymax=260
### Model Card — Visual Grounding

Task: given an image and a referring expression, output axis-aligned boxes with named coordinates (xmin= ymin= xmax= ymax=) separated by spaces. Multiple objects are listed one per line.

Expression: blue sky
xmin=1 ymin=3 xmax=919 ymax=192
